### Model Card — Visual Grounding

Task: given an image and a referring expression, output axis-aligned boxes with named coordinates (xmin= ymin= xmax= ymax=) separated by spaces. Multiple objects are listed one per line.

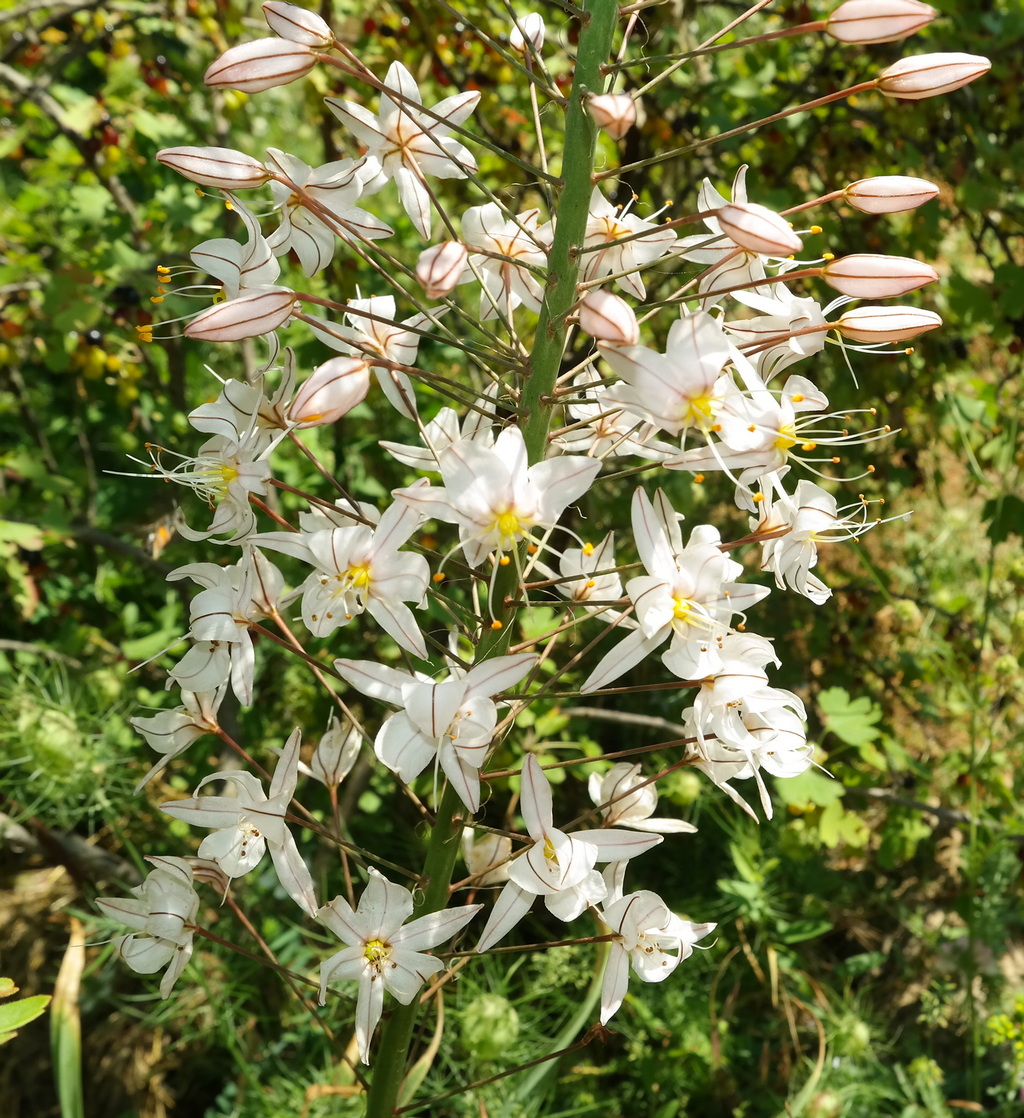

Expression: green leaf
xmin=774 ymin=768 xmax=844 ymax=809
xmin=0 ymin=992 xmax=51 ymax=1042
xmin=983 ymin=494 xmax=1024 ymax=544
xmin=818 ymin=687 xmax=882 ymax=747
xmin=0 ymin=520 xmax=45 ymax=548
xmin=775 ymin=918 xmax=832 ymax=944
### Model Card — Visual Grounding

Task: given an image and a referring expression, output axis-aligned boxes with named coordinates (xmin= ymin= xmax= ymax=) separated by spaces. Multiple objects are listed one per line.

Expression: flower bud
xmin=716 ymin=202 xmax=803 ymax=257
xmin=875 ymin=53 xmax=991 ymax=101
xmin=462 ymin=828 xmax=511 ymax=886
xmin=821 ymin=254 xmax=938 ymax=298
xmin=825 ymin=0 xmax=937 ymax=44
xmin=579 ymin=290 xmax=639 ymax=346
xmin=843 ymin=175 xmax=939 ymax=214
xmin=586 ymin=93 xmax=638 ymax=141
xmin=262 ymin=1 xmax=334 ymax=47
xmin=835 ymin=305 xmax=942 ymax=342
xmin=509 ymin=12 xmax=545 ymax=54
xmin=185 ymin=289 xmax=297 ymax=341
xmin=157 ymin=146 xmax=271 ymax=190
xmin=204 ymin=38 xmax=316 ymax=93
xmin=416 ymin=241 xmax=468 ymax=299
xmin=288 ymin=356 xmax=370 ymax=427
xmin=309 ymin=715 xmax=361 ymax=787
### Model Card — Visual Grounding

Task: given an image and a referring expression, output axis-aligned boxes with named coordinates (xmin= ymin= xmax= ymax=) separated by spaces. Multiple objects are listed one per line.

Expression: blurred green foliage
xmin=1 ymin=0 xmax=1022 ymax=1115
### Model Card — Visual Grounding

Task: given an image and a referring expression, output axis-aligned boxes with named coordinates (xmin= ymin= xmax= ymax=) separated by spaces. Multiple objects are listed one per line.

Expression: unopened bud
xmin=586 ymin=93 xmax=638 ymax=142
xmin=288 ymin=356 xmax=370 ymax=427
xmin=825 ymin=0 xmax=936 ymax=44
xmin=875 ymin=52 xmax=991 ymax=101
xmin=509 ymin=12 xmax=545 ymax=54
xmin=204 ymin=38 xmax=316 ymax=93
xmin=821 ymin=254 xmax=938 ymax=298
xmin=579 ymin=290 xmax=639 ymax=346
xmin=716 ymin=202 xmax=803 ymax=257
xmin=185 ymin=288 xmax=297 ymax=341
xmin=157 ymin=146 xmax=271 ymax=189
xmin=309 ymin=715 xmax=361 ymax=787
xmin=462 ymin=828 xmax=512 ymax=886
xmin=843 ymin=175 xmax=939 ymax=214
xmin=416 ymin=241 xmax=468 ymax=299
xmin=835 ymin=305 xmax=942 ymax=342
xmin=262 ymin=1 xmax=334 ymax=47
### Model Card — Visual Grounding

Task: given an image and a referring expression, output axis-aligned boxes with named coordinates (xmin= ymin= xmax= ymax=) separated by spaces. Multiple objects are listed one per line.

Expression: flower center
xmin=493 ymin=510 xmax=527 ymax=548
xmin=364 ymin=938 xmax=391 ymax=971
xmin=345 ymin=564 xmax=372 ymax=590
xmin=542 ymin=837 xmax=558 ymax=864
xmin=672 ymin=596 xmax=695 ymax=623
xmin=774 ymin=423 xmax=798 ymax=452
xmin=683 ymin=393 xmax=715 ymax=426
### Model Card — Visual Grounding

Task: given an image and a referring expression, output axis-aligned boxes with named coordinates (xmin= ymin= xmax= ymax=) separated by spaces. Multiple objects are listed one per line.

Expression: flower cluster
xmin=98 ymin=0 xmax=988 ymax=1099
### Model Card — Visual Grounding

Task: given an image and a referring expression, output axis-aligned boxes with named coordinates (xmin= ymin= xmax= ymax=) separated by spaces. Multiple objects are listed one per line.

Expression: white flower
xmin=333 ymin=653 xmax=537 ymax=812
xmin=167 ymin=549 xmax=285 ymax=704
xmin=252 ymin=492 xmax=430 ymax=657
xmin=598 ymin=869 xmax=715 ymax=1024
xmin=160 ymin=728 xmax=318 ymax=916
xmin=394 ymin=426 xmax=601 ymax=569
xmin=96 ymin=856 xmax=200 ymax=997
xmin=462 ymin=828 xmax=512 ymax=886
xmin=581 ymin=489 xmax=769 ymax=692
xmin=588 ymin=763 xmax=697 ymax=834
xmin=325 ymin=62 xmax=480 ymax=239
xmin=461 ymin=204 xmax=550 ymax=319
xmin=264 ymin=149 xmax=391 ymax=276
xmin=317 ymin=869 xmax=482 ymax=1063
xmin=582 ymin=188 xmax=677 ymax=300
xmin=306 ymin=296 xmax=436 ymax=420
xmin=131 ymin=687 xmax=225 ymax=791
xmin=476 ymin=757 xmax=662 ymax=951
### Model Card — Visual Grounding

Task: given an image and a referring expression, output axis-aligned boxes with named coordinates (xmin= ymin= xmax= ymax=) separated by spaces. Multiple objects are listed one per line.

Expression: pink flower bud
xmin=185 ymin=289 xmax=297 ymax=341
xmin=835 ymin=305 xmax=942 ymax=342
xmin=262 ymin=1 xmax=334 ymax=47
xmin=821 ymin=254 xmax=938 ymax=298
xmin=416 ymin=241 xmax=468 ymax=299
xmin=843 ymin=175 xmax=939 ymax=214
xmin=204 ymin=38 xmax=316 ymax=93
xmin=579 ymin=290 xmax=639 ymax=346
xmin=825 ymin=0 xmax=937 ymax=44
xmin=509 ymin=12 xmax=545 ymax=54
xmin=716 ymin=202 xmax=803 ymax=257
xmin=288 ymin=357 xmax=370 ymax=427
xmin=585 ymin=94 xmax=638 ymax=141
xmin=157 ymin=146 xmax=271 ymax=189
xmin=875 ymin=53 xmax=991 ymax=101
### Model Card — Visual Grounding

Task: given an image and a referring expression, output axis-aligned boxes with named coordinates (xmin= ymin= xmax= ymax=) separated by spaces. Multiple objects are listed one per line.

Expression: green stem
xmin=363 ymin=3 xmax=619 ymax=1112
xmin=520 ymin=0 xmax=619 ymax=467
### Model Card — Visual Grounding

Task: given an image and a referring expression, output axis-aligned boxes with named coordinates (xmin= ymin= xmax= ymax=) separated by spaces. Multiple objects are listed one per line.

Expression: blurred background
xmin=0 ymin=0 xmax=1021 ymax=1114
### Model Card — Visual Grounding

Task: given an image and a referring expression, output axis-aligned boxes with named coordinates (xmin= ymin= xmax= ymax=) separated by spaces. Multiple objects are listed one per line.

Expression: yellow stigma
xmin=346 ymin=564 xmax=371 ymax=589
xmin=364 ymin=938 xmax=390 ymax=965
xmin=672 ymin=597 xmax=694 ymax=623
xmin=774 ymin=424 xmax=798 ymax=453
xmin=494 ymin=510 xmax=523 ymax=544
xmin=684 ymin=393 xmax=715 ymax=424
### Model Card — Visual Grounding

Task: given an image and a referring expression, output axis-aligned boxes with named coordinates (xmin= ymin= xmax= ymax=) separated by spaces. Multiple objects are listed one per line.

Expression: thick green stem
xmin=363 ymin=2 xmax=619 ymax=1112
xmin=521 ymin=0 xmax=619 ymax=467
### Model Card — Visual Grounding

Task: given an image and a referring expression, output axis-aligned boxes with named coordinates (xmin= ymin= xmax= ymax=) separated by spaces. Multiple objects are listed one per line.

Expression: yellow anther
xmin=150 ymin=296 xmax=164 ymax=304
xmin=694 ymin=473 xmax=705 ymax=484
xmin=195 ymin=187 xmax=205 ymax=197
xmin=791 ymin=393 xmax=804 ymax=402
xmin=433 ymin=572 xmax=446 ymax=583
xmin=867 ymin=464 xmax=875 ymax=473
xmin=582 ymin=541 xmax=595 ymax=556
xmin=156 ymin=265 xmax=171 ymax=274
xmin=499 ymin=555 xmax=510 ymax=567
xmin=822 ymin=251 xmax=835 ymax=261
xmin=490 ymin=619 xmax=503 ymax=630
xmin=809 ymin=224 xmax=822 ymax=234
xmin=752 ymin=492 xmax=764 ymax=503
